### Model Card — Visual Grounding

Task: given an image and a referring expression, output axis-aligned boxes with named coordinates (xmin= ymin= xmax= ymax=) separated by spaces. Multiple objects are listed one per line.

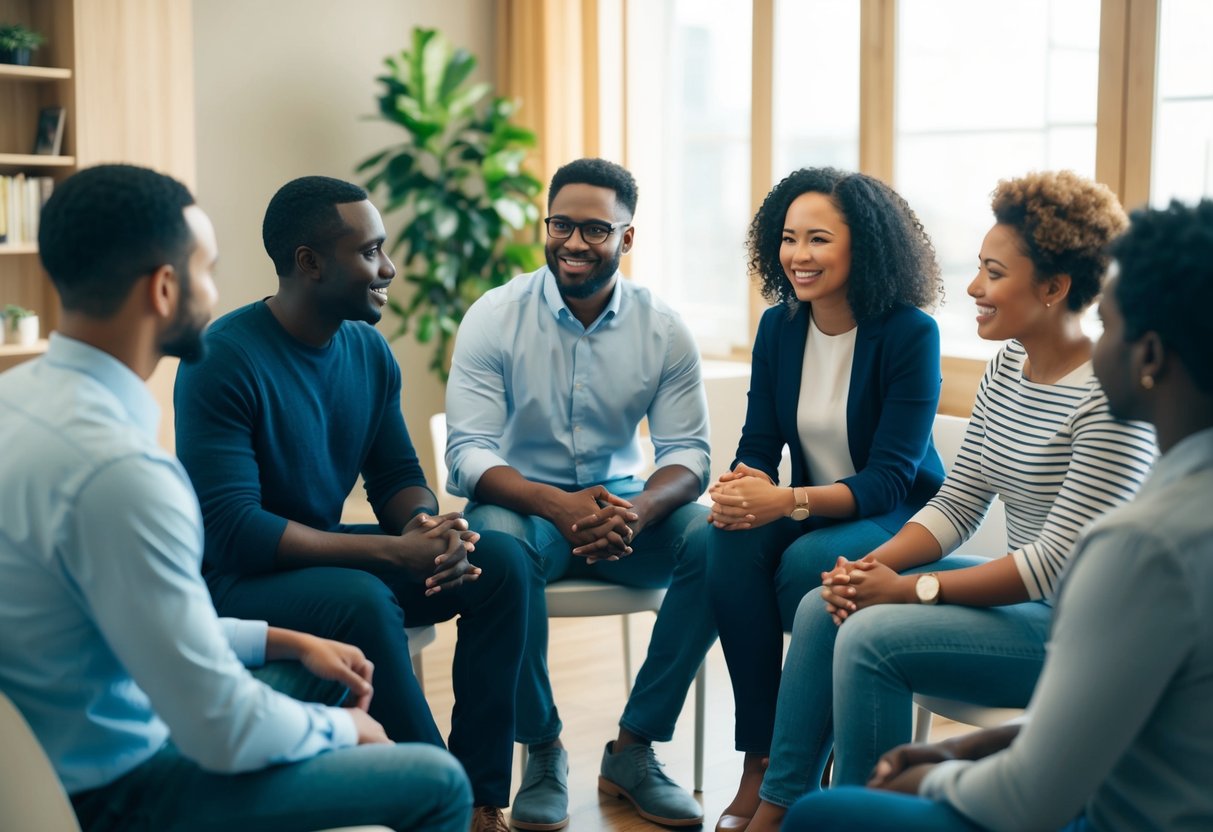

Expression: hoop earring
xmin=1140 ymin=375 xmax=1155 ymax=390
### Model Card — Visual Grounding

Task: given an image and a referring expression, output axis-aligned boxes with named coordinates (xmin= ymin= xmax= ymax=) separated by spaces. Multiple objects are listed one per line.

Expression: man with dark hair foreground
xmin=446 ymin=157 xmax=715 ymax=829
xmin=0 ymin=164 xmax=471 ymax=831
xmin=785 ymin=198 xmax=1213 ymax=832
xmin=174 ymin=175 xmax=528 ymax=832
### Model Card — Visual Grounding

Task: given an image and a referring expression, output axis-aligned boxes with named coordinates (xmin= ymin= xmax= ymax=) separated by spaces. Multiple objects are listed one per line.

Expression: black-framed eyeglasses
xmin=544 ymin=217 xmax=630 ymax=245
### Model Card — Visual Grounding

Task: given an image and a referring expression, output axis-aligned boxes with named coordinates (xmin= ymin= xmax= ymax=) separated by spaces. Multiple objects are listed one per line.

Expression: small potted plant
xmin=4 ymin=305 xmax=39 ymax=346
xmin=0 ymin=23 xmax=45 ymax=66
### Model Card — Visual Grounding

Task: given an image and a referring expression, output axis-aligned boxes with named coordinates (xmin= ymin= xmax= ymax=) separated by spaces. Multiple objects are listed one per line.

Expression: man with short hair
xmin=0 ymin=163 xmax=471 ymax=831
xmin=446 ymin=157 xmax=716 ymax=829
xmin=174 ymin=175 xmax=528 ymax=832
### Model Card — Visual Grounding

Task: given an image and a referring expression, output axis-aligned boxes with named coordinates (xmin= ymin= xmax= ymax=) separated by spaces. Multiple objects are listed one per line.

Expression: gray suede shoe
xmin=510 ymin=745 xmax=569 ymax=831
xmin=597 ymin=741 xmax=704 ymax=827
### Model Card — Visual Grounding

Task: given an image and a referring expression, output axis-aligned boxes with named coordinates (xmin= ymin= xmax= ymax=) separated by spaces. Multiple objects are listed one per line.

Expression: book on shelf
xmin=0 ymin=174 xmax=54 ymax=246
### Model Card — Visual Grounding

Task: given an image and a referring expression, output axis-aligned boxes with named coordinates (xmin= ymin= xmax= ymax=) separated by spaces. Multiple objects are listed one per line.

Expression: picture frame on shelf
xmin=32 ymin=106 xmax=65 ymax=155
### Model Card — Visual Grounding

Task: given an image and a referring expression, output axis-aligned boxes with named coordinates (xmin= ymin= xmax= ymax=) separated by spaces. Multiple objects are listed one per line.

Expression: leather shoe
xmin=598 ymin=741 xmax=703 ymax=827
xmin=471 ymin=806 xmax=509 ymax=832
xmin=510 ymin=745 xmax=569 ymax=830
xmin=716 ymin=813 xmax=751 ymax=831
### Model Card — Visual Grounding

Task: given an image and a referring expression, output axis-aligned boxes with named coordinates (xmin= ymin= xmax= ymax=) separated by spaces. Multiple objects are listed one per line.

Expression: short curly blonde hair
xmin=991 ymin=170 xmax=1128 ymax=311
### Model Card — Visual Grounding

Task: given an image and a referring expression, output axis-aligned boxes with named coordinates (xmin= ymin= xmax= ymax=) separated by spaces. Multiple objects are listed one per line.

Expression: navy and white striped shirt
xmin=911 ymin=341 xmax=1157 ymax=602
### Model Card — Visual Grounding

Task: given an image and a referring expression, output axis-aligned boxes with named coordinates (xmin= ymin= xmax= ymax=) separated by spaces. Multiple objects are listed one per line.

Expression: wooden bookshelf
xmin=0 ymin=0 xmax=196 ymax=372
xmin=0 ymin=337 xmax=48 ymax=371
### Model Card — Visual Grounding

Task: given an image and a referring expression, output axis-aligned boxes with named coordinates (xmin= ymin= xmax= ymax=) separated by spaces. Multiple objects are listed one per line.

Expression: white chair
xmin=405 ymin=624 xmax=436 ymax=692
xmin=0 ymin=691 xmax=391 ymax=832
xmin=429 ymin=413 xmax=707 ymax=791
xmin=911 ymin=414 xmax=1024 ymax=741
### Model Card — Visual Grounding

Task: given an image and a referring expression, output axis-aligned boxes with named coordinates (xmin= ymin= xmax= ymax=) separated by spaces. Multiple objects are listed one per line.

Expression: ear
xmin=1042 ymin=273 xmax=1072 ymax=308
xmin=621 ymin=225 xmax=635 ymax=255
xmin=1137 ymin=330 xmax=1166 ymax=385
xmin=146 ymin=264 xmax=178 ymax=320
xmin=294 ymin=245 xmax=322 ymax=280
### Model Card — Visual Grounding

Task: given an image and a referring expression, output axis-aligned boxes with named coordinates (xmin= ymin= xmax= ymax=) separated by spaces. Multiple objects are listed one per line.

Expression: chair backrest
xmin=931 ymin=414 xmax=1008 ymax=558
xmin=0 ymin=691 xmax=82 ymax=832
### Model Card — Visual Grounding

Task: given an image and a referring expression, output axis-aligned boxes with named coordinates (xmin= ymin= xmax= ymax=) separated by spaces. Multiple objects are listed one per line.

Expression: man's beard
xmin=160 ymin=265 xmax=208 ymax=363
xmin=547 ymin=247 xmax=622 ymax=300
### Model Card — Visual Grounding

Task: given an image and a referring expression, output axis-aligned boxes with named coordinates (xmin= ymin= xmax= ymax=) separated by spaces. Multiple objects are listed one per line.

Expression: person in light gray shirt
xmin=783 ymin=197 xmax=1213 ymax=832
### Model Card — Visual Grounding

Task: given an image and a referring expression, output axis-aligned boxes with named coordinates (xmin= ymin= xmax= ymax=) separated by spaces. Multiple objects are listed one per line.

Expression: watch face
xmin=916 ymin=574 xmax=940 ymax=604
xmin=790 ymin=507 xmax=811 ymax=521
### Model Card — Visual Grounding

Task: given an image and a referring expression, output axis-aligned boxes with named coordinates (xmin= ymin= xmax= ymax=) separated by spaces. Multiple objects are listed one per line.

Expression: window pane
xmin=626 ymin=0 xmax=752 ymax=355
xmin=772 ymin=0 xmax=860 ymax=177
xmin=896 ymin=0 xmax=1100 ymax=357
xmin=1151 ymin=0 xmax=1213 ymax=206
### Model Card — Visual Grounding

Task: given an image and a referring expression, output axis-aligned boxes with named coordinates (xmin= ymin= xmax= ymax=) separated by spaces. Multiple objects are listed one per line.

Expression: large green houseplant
xmin=358 ymin=27 xmax=543 ymax=380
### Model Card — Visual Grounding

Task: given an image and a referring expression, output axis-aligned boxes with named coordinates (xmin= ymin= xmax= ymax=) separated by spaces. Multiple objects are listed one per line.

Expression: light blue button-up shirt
xmin=445 ymin=267 xmax=710 ymax=498
xmin=0 ymin=335 xmax=355 ymax=794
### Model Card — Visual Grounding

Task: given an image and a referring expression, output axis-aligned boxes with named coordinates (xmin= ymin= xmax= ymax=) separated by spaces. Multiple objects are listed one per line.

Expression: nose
xmin=791 ymin=240 xmax=814 ymax=265
xmin=967 ymin=271 xmax=983 ymax=297
xmin=381 ymin=252 xmax=397 ymax=279
xmin=564 ymin=229 xmax=592 ymax=250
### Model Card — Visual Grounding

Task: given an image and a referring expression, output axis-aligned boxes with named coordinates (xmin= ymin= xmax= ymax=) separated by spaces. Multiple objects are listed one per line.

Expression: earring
xmin=1046 ymin=302 xmax=1052 ymax=308
xmin=1141 ymin=375 xmax=1155 ymax=390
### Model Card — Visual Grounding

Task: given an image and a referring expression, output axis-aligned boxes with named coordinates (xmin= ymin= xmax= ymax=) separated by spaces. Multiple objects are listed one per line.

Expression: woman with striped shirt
xmin=742 ymin=171 xmax=1159 ymax=832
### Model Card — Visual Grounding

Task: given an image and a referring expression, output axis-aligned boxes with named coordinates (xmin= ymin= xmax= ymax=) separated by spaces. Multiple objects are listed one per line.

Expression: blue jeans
xmin=761 ymin=554 xmax=1052 ymax=806
xmin=71 ymin=662 xmax=472 ymax=832
xmin=465 ymin=479 xmax=715 ymax=745
xmin=785 ymin=787 xmax=1091 ymax=832
xmin=707 ymin=518 xmax=893 ymax=752
xmin=209 ymin=529 xmax=528 ymax=807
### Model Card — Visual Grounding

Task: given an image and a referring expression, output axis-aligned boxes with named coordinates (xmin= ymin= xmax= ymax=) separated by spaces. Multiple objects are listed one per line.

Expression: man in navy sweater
xmin=174 ymin=176 xmax=527 ymax=832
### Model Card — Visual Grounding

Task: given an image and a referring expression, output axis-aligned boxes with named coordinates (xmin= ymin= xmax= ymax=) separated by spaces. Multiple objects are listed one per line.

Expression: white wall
xmin=192 ymin=0 xmax=496 ymax=484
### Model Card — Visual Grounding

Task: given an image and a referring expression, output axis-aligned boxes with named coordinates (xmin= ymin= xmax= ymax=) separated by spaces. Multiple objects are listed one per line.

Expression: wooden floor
xmin=416 ymin=612 xmax=969 ymax=831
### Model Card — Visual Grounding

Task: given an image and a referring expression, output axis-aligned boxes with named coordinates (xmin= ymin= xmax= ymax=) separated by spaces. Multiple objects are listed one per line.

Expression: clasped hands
xmin=390 ymin=511 xmax=482 ymax=596
xmin=821 ymin=554 xmax=912 ymax=626
xmin=551 ymin=485 xmax=641 ymax=564
xmin=707 ymin=463 xmax=784 ymax=530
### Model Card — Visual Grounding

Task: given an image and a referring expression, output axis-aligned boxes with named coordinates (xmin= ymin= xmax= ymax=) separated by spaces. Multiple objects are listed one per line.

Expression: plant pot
xmin=0 ymin=47 xmax=31 ymax=66
xmin=14 ymin=315 xmax=38 ymax=347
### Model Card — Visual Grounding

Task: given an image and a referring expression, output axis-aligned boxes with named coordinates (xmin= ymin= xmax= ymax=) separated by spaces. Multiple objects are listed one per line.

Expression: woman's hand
xmin=821 ymin=554 xmax=916 ymax=625
xmin=708 ymin=464 xmax=786 ymax=530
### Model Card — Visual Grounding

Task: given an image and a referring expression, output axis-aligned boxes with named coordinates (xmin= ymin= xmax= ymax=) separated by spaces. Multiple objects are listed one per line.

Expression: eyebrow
xmin=980 ymin=256 xmax=1009 ymax=269
xmin=551 ymin=215 xmax=614 ymax=225
xmin=783 ymin=227 xmax=834 ymax=235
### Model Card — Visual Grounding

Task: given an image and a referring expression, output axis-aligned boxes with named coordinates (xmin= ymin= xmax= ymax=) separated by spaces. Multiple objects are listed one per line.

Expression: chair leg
xmin=693 ymin=660 xmax=706 ymax=792
xmin=411 ymin=652 xmax=425 ymax=695
xmin=913 ymin=703 xmax=933 ymax=743
xmin=621 ymin=614 xmax=633 ymax=696
xmin=519 ymin=742 xmax=529 ymax=782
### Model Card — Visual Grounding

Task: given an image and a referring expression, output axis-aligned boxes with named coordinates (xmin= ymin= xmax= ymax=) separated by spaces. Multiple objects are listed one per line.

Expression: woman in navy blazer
xmin=707 ymin=168 xmax=944 ymax=832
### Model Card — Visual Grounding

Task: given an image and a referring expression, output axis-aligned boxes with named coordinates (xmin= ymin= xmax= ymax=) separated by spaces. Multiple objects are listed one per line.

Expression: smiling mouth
xmin=559 ymin=256 xmax=597 ymax=274
xmin=791 ymin=269 xmax=822 ymax=281
xmin=370 ymin=286 xmax=390 ymax=304
xmin=976 ymin=304 xmax=995 ymax=319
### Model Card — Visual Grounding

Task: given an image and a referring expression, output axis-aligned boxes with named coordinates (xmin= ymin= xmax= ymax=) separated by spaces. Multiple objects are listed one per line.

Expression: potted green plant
xmin=4 ymin=304 xmax=39 ymax=346
xmin=0 ymin=24 xmax=46 ymax=66
xmin=358 ymin=27 xmax=543 ymax=381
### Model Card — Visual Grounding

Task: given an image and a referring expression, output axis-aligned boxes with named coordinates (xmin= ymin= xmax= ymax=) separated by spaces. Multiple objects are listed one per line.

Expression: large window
xmin=605 ymin=0 xmax=1210 ymax=359
xmin=625 ymin=0 xmax=753 ymax=355
xmin=1151 ymin=0 xmax=1213 ymax=206
xmin=896 ymin=0 xmax=1101 ymax=357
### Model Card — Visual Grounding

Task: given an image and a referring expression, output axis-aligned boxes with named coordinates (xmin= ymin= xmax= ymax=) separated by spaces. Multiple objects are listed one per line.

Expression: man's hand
xmin=347 ymin=708 xmax=392 ymax=745
xmin=546 ymin=486 xmax=636 ymax=561
xmin=380 ymin=512 xmax=482 ymax=595
xmin=295 ymin=635 xmax=376 ymax=710
xmin=868 ymin=741 xmax=956 ymax=792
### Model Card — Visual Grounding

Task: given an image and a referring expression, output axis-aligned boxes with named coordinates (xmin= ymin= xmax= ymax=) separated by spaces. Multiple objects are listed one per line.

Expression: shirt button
xmin=575 ymin=383 xmax=583 ymax=390
xmin=574 ymin=426 xmax=581 ymax=432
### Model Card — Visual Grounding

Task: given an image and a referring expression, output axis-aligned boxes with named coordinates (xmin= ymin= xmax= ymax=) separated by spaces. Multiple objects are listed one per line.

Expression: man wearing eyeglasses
xmin=445 ymin=158 xmax=716 ymax=830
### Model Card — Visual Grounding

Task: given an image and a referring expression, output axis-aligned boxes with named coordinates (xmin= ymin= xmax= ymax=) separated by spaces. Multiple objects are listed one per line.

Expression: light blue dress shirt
xmin=0 ymin=335 xmax=355 ymax=794
xmin=445 ymin=267 xmax=711 ymax=498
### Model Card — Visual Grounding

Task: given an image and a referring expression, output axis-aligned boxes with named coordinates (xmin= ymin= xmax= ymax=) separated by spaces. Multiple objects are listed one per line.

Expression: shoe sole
xmin=510 ymin=816 xmax=569 ymax=831
xmin=597 ymin=776 xmax=704 ymax=828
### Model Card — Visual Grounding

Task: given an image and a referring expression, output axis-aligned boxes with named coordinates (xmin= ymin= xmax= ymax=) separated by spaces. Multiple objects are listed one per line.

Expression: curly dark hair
xmin=262 ymin=176 xmax=368 ymax=276
xmin=991 ymin=171 xmax=1127 ymax=311
xmin=548 ymin=157 xmax=638 ymax=217
xmin=38 ymin=164 xmax=196 ymax=318
xmin=1110 ymin=198 xmax=1213 ymax=394
xmin=747 ymin=167 xmax=941 ymax=320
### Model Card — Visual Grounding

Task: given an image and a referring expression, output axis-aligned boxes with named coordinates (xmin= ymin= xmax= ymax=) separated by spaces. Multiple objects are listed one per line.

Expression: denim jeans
xmin=761 ymin=554 xmax=1053 ymax=806
xmin=465 ymin=478 xmax=716 ymax=745
xmin=707 ymin=518 xmax=893 ymax=752
xmin=71 ymin=662 xmax=472 ymax=832
xmin=209 ymin=529 xmax=528 ymax=807
xmin=785 ymin=787 xmax=1091 ymax=832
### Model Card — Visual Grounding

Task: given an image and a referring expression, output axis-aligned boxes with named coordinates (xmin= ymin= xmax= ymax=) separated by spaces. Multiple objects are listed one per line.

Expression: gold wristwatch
xmin=915 ymin=573 xmax=941 ymax=605
xmin=789 ymin=486 xmax=811 ymax=521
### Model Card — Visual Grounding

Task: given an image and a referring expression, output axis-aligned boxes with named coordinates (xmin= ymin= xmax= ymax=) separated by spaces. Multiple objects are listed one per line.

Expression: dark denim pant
xmin=466 ymin=483 xmax=716 ymax=746
xmin=71 ymin=662 xmax=472 ymax=832
xmin=208 ymin=528 xmax=528 ymax=807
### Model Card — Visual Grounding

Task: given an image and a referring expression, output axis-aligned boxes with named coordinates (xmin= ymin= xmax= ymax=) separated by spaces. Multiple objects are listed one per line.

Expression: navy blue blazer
xmin=734 ymin=303 xmax=945 ymax=533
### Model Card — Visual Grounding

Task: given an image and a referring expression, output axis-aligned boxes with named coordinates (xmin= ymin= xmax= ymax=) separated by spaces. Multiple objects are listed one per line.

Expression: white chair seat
xmin=544 ymin=579 xmax=667 ymax=617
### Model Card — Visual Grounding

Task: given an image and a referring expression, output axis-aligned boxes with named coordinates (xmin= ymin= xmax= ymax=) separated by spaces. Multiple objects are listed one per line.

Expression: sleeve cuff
xmin=325 ymin=706 xmax=359 ymax=748
xmin=219 ymin=618 xmax=268 ymax=667
xmin=908 ymin=506 xmax=963 ymax=555
xmin=652 ymin=448 xmax=711 ymax=491
xmin=447 ymin=447 xmax=511 ymax=499
xmin=919 ymin=758 xmax=970 ymax=799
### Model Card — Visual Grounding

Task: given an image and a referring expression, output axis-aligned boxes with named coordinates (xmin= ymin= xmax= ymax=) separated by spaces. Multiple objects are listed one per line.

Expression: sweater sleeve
xmin=733 ymin=306 xmax=790 ymax=483
xmin=837 ymin=308 xmax=942 ymax=517
xmin=359 ymin=336 xmax=433 ymax=519
xmin=174 ymin=336 xmax=288 ymax=576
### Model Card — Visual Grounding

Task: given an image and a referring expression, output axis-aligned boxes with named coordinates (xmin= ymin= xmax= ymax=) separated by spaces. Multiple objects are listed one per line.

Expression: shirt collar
xmin=541 ymin=266 xmax=624 ymax=332
xmin=44 ymin=333 xmax=161 ymax=438
xmin=1138 ymin=426 xmax=1213 ymax=496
